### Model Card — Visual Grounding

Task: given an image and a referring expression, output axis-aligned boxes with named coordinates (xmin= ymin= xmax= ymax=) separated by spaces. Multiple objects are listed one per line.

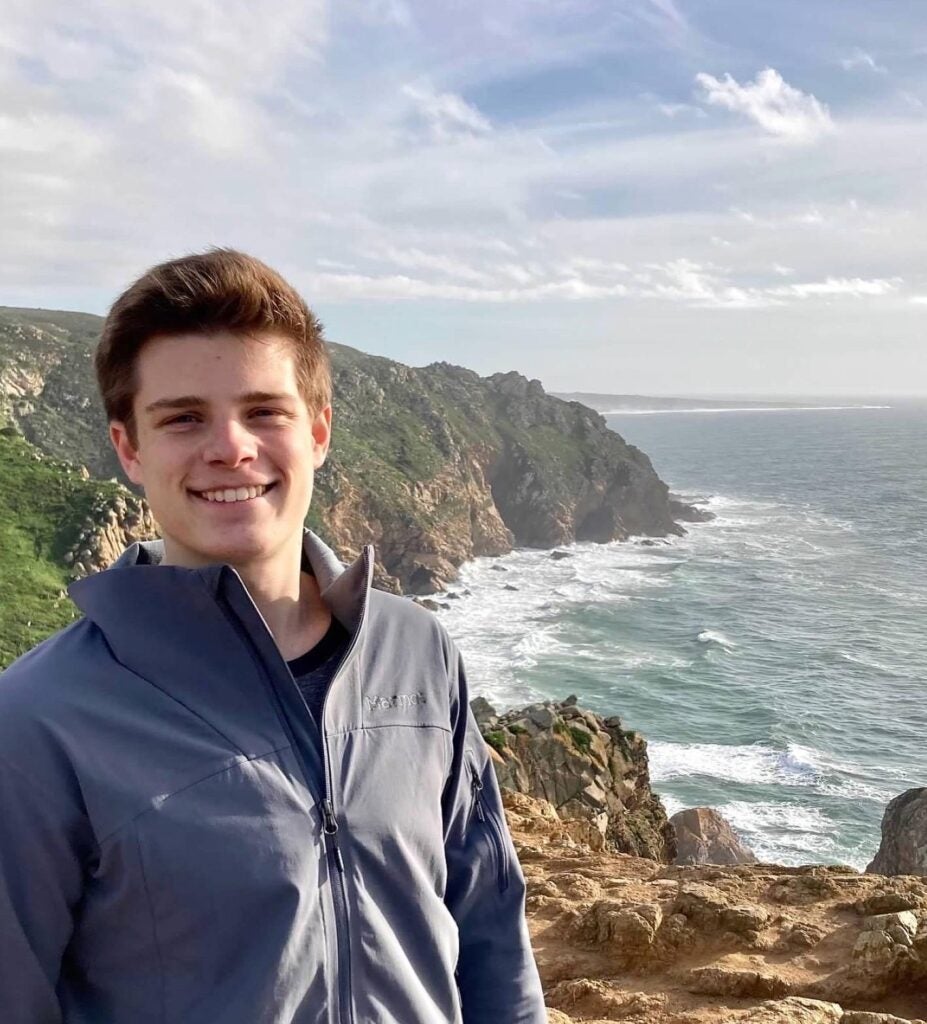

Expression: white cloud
xmin=695 ymin=67 xmax=835 ymax=142
xmin=401 ymin=81 xmax=492 ymax=140
xmin=770 ymin=277 xmax=901 ymax=299
xmin=303 ymin=270 xmax=629 ymax=303
xmin=304 ymin=247 xmax=906 ymax=311
xmin=0 ymin=0 xmax=925 ymax=397
xmin=792 ymin=207 xmax=826 ymax=225
xmin=840 ymin=49 xmax=887 ymax=74
xmin=657 ymin=102 xmax=706 ymax=119
xmin=641 ymin=259 xmax=769 ymax=308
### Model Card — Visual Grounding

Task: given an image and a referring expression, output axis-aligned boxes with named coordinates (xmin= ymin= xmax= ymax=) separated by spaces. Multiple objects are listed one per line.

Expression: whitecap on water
xmin=838 ymin=651 xmax=907 ymax=677
xmin=695 ymin=629 xmax=737 ymax=652
xmin=712 ymin=800 xmax=846 ymax=865
xmin=511 ymin=627 xmax=566 ymax=668
xmin=649 ymin=741 xmax=822 ymax=787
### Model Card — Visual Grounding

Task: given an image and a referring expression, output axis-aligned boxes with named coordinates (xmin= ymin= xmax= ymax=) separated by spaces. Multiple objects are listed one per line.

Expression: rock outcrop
xmin=672 ymin=806 xmax=758 ymax=866
xmin=476 ymin=694 xmax=675 ymax=862
xmin=867 ymin=790 xmax=927 ymax=877
xmin=64 ymin=489 xmax=159 ymax=578
xmin=0 ymin=307 xmax=707 ymax=596
xmin=500 ymin=790 xmax=927 ymax=1023
xmin=466 ymin=698 xmax=927 ymax=1022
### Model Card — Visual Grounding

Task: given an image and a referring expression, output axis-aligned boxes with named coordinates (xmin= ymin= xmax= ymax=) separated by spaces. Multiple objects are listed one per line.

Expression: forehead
xmin=135 ymin=331 xmax=299 ymax=396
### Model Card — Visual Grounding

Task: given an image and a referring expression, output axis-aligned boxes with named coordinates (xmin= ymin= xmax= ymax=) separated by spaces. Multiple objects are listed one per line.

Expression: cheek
xmin=138 ymin=445 xmax=190 ymax=488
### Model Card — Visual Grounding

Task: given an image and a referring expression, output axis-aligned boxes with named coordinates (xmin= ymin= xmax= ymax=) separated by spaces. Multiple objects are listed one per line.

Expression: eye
xmin=163 ymin=413 xmax=200 ymax=426
xmin=250 ymin=407 xmax=287 ymax=419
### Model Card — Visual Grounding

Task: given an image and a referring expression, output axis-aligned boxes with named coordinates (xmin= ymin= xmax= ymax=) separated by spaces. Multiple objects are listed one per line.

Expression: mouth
xmin=189 ymin=482 xmax=278 ymax=504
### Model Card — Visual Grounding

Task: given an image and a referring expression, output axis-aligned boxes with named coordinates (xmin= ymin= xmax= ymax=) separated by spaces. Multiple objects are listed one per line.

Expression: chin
xmin=168 ymin=527 xmax=284 ymax=568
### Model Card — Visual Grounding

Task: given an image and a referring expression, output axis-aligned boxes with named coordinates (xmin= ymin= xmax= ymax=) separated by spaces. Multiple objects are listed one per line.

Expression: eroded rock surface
xmin=481 ymin=694 xmax=675 ymax=862
xmin=671 ymin=806 xmax=757 ymax=866
xmin=867 ymin=790 xmax=927 ymax=878
xmin=503 ymin=792 xmax=927 ymax=1023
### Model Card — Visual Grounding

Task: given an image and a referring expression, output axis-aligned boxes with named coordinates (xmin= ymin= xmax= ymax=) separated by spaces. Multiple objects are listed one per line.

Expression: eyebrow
xmin=143 ymin=392 xmax=295 ymax=415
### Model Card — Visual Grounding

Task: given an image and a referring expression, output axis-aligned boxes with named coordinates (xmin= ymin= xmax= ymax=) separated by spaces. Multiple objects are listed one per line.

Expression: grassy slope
xmin=0 ymin=427 xmax=121 ymax=668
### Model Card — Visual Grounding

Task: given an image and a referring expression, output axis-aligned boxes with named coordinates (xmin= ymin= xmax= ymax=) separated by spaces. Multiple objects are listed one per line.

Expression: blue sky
xmin=2 ymin=0 xmax=926 ymax=395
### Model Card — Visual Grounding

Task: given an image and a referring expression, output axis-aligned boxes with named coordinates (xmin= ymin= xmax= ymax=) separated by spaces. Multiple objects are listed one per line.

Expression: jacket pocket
xmin=466 ymin=753 xmax=510 ymax=893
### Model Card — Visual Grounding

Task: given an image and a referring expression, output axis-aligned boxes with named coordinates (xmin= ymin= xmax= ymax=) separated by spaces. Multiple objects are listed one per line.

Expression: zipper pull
xmin=322 ymin=798 xmax=339 ymax=835
xmin=469 ymin=764 xmax=486 ymax=822
xmin=320 ymin=800 xmax=346 ymax=873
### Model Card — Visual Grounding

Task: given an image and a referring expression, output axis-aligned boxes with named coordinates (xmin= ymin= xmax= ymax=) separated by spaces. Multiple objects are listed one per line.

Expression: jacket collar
xmin=69 ymin=531 xmax=374 ymax=641
xmin=64 ymin=533 xmax=372 ymax=753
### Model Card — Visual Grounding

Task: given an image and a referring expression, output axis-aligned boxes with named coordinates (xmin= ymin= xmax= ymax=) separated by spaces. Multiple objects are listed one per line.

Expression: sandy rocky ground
xmin=475 ymin=694 xmax=927 ymax=1024
xmin=507 ymin=793 xmax=927 ymax=1024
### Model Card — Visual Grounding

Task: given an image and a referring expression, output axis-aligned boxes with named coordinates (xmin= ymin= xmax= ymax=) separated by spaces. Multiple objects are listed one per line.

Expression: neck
xmin=241 ymin=565 xmax=331 ymax=661
xmin=162 ymin=536 xmax=332 ymax=661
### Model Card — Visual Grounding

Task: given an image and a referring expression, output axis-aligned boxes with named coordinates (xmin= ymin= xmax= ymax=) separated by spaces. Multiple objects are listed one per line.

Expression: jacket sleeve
xmin=441 ymin=644 xmax=546 ymax=1024
xmin=0 ymin=753 xmax=89 ymax=1023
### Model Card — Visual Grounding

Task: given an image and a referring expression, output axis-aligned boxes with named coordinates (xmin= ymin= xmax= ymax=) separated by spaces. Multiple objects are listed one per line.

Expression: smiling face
xmin=109 ymin=330 xmax=331 ymax=573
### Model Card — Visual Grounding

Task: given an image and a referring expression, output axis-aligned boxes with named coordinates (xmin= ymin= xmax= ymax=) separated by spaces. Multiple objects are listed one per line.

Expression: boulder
xmin=470 ymin=696 xmax=499 ymax=732
xmin=685 ymin=965 xmax=791 ymax=999
xmin=571 ymin=899 xmax=663 ymax=956
xmin=671 ymin=806 xmax=758 ymax=866
xmin=545 ymin=978 xmax=665 ymax=1019
xmin=867 ymin=789 xmax=927 ymax=876
xmin=739 ymin=997 xmax=842 ymax=1022
xmin=480 ymin=696 xmax=675 ymax=861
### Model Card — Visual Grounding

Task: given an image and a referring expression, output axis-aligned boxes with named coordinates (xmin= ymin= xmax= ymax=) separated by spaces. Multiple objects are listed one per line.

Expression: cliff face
xmin=0 ymin=307 xmax=704 ymax=596
xmin=867 ymin=790 xmax=927 ymax=877
xmin=63 ymin=489 xmax=159 ymax=578
xmin=474 ymin=694 xmax=675 ymax=863
xmin=313 ymin=349 xmax=694 ymax=592
xmin=469 ymin=697 xmax=927 ymax=1022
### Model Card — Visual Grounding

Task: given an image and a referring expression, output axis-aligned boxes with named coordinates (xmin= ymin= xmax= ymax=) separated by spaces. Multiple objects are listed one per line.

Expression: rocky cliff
xmin=474 ymin=699 xmax=927 ymax=1023
xmin=473 ymin=694 xmax=675 ymax=863
xmin=512 ymin=788 xmax=927 ymax=1023
xmin=867 ymin=790 xmax=927 ymax=878
xmin=0 ymin=306 xmax=706 ymax=598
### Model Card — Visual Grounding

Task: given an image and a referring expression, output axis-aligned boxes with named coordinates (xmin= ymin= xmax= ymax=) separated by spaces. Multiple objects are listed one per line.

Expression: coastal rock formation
xmin=501 ymin=790 xmax=927 ymax=1023
xmin=476 ymin=694 xmax=675 ymax=862
xmin=867 ymin=790 xmax=927 ymax=877
xmin=64 ymin=490 xmax=158 ymax=578
xmin=317 ymin=351 xmax=699 ymax=592
xmin=0 ymin=307 xmax=706 ymax=596
xmin=671 ymin=806 xmax=758 ymax=866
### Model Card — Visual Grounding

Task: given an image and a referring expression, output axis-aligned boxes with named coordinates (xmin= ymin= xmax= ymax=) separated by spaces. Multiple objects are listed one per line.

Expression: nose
xmin=201 ymin=417 xmax=258 ymax=467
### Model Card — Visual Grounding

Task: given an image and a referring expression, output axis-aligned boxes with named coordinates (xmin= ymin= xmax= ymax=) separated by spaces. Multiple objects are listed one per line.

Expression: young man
xmin=0 ymin=250 xmax=546 ymax=1023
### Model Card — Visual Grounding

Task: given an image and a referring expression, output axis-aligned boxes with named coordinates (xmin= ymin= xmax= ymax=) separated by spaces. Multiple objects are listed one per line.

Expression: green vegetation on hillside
xmin=0 ymin=427 xmax=121 ymax=667
xmin=0 ymin=306 xmax=683 ymax=653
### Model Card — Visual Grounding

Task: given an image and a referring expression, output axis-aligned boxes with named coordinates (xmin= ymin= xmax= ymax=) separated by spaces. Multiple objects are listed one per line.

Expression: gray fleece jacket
xmin=0 ymin=532 xmax=546 ymax=1023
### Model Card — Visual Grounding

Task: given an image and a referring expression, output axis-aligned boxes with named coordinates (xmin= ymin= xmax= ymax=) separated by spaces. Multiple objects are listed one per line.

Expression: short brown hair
xmin=96 ymin=248 xmax=331 ymax=442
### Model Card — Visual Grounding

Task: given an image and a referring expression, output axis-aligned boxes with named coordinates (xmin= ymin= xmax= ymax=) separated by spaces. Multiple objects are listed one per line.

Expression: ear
xmin=109 ymin=421 xmax=145 ymax=487
xmin=311 ymin=404 xmax=332 ymax=469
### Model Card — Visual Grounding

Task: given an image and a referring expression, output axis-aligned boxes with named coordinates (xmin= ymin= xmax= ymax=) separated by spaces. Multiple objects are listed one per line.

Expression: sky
xmin=1 ymin=0 xmax=926 ymax=396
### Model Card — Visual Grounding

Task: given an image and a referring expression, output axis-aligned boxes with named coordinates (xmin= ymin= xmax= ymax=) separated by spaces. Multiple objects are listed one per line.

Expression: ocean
xmin=436 ymin=400 xmax=927 ymax=869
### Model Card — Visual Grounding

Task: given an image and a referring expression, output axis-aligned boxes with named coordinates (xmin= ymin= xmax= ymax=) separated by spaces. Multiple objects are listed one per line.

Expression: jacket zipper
xmin=215 ymin=551 xmax=373 ymax=1024
xmin=467 ymin=758 xmax=510 ymax=893
xmin=315 ymin=543 xmax=372 ymax=1024
xmin=311 ymin=548 xmax=372 ymax=1024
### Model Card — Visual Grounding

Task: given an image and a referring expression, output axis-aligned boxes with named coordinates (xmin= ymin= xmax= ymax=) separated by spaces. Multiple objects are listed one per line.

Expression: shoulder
xmin=0 ymin=617 xmax=107 ymax=698
xmin=0 ymin=618 xmax=112 ymax=761
xmin=366 ymin=589 xmax=460 ymax=671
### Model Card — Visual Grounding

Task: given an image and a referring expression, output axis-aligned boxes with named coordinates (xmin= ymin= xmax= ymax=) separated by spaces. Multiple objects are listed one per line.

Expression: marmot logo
xmin=365 ymin=692 xmax=428 ymax=711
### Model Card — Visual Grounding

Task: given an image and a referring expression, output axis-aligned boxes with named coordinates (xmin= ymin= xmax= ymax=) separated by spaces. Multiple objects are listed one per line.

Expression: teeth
xmin=199 ymin=484 xmax=269 ymax=503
